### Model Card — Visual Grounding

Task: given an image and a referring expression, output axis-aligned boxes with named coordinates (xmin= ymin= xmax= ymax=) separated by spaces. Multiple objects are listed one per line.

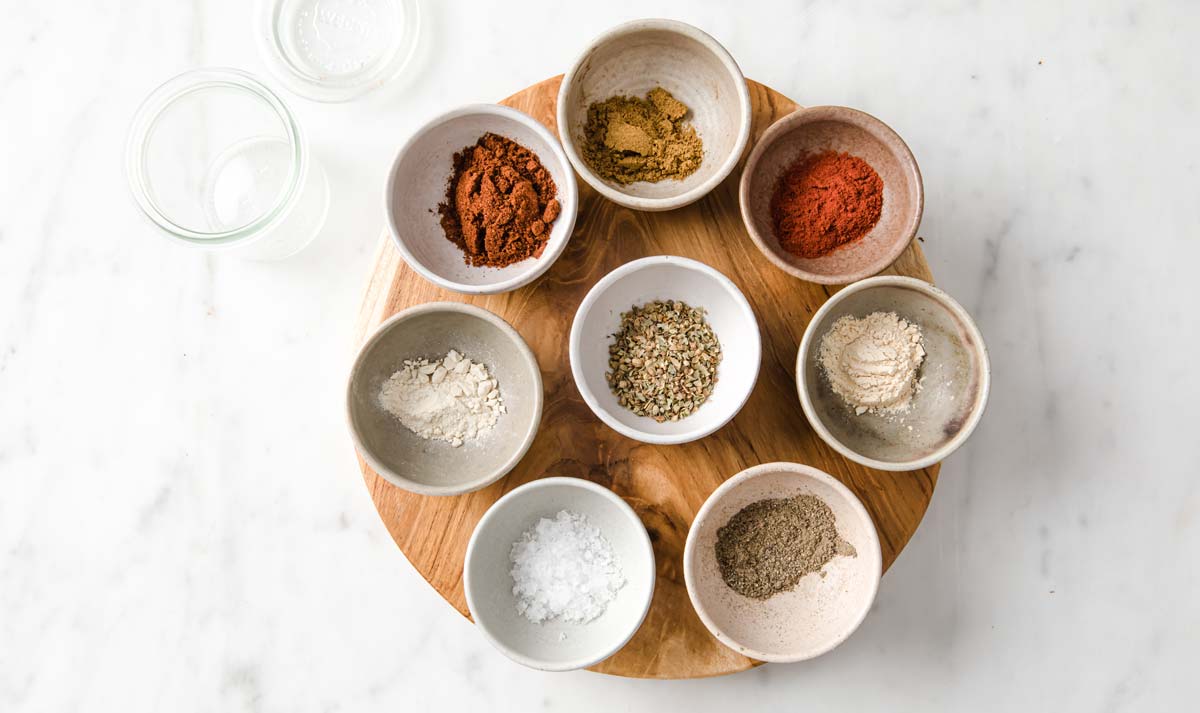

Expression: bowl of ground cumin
xmin=739 ymin=105 xmax=923 ymax=284
xmin=557 ymin=19 xmax=751 ymax=212
xmin=683 ymin=462 xmax=882 ymax=663
xmin=385 ymin=104 xmax=578 ymax=294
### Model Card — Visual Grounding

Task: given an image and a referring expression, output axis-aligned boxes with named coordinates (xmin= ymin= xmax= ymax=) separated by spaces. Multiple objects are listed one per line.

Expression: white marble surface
xmin=3 ymin=1 xmax=1197 ymax=710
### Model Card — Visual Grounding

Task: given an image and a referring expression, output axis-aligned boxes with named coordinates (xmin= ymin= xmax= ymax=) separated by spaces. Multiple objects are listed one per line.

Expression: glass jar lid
xmin=256 ymin=0 xmax=421 ymax=103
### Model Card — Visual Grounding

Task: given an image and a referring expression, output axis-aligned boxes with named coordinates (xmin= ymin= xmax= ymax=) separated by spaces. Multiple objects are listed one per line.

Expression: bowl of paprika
xmin=739 ymin=106 xmax=923 ymax=285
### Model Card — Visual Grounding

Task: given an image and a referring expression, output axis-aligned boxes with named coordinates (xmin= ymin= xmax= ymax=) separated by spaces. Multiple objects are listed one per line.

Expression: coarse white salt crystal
xmin=509 ymin=510 xmax=626 ymax=624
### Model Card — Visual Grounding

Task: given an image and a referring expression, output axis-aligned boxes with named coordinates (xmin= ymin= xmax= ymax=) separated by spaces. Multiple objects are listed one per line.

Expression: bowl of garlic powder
xmin=347 ymin=302 xmax=543 ymax=495
xmin=796 ymin=276 xmax=990 ymax=471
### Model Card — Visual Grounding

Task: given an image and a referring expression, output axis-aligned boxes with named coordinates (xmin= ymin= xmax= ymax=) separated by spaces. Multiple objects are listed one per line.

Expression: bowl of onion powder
xmin=463 ymin=477 xmax=655 ymax=671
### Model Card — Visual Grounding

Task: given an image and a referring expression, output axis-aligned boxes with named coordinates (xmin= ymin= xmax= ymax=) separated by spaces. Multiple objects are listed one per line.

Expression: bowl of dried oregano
xmin=569 ymin=255 xmax=761 ymax=445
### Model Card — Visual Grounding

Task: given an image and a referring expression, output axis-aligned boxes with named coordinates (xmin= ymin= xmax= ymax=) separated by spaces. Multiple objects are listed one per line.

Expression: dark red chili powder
xmin=769 ymin=151 xmax=884 ymax=259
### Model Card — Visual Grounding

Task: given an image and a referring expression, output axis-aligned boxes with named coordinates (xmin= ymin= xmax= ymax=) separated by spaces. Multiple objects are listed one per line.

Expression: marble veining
xmin=2 ymin=0 xmax=1197 ymax=711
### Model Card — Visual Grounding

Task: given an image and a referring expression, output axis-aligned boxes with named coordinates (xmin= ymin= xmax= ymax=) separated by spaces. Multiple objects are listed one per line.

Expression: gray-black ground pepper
xmin=715 ymin=494 xmax=856 ymax=600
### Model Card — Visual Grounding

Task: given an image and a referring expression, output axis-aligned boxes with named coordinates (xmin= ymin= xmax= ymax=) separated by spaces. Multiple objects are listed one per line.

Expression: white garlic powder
xmin=378 ymin=349 xmax=505 ymax=447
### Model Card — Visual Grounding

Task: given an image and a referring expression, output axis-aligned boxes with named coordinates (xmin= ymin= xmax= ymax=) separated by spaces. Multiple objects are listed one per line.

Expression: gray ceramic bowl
xmin=464 ymin=477 xmax=656 ymax=671
xmin=684 ymin=463 xmax=882 ymax=663
xmin=740 ymin=106 xmax=923 ymax=284
xmin=796 ymin=276 xmax=990 ymax=471
xmin=346 ymin=302 xmax=543 ymax=495
xmin=557 ymin=19 xmax=752 ymax=212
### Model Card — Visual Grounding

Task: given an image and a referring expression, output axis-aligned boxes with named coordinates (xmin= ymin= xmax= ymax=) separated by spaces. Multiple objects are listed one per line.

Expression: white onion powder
xmin=509 ymin=510 xmax=626 ymax=624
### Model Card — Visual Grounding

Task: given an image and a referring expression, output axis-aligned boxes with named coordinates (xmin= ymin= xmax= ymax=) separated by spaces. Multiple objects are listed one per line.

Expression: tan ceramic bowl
xmin=346 ymin=302 xmax=543 ymax=495
xmin=684 ymin=463 xmax=882 ymax=663
xmin=796 ymin=276 xmax=990 ymax=471
xmin=557 ymin=19 xmax=752 ymax=212
xmin=740 ymin=106 xmax=923 ymax=284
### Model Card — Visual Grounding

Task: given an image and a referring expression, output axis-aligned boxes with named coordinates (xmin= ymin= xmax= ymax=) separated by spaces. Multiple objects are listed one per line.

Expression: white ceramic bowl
xmin=796 ymin=276 xmax=991 ymax=471
xmin=684 ymin=462 xmax=882 ymax=663
xmin=463 ymin=477 xmax=656 ymax=671
xmin=346 ymin=302 xmax=543 ymax=495
xmin=557 ymin=19 xmax=752 ymax=212
xmin=385 ymin=104 xmax=579 ymax=294
xmin=569 ymin=255 xmax=761 ymax=445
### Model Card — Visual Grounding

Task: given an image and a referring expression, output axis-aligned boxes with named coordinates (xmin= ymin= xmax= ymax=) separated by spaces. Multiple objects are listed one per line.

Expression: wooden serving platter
xmin=355 ymin=76 xmax=939 ymax=679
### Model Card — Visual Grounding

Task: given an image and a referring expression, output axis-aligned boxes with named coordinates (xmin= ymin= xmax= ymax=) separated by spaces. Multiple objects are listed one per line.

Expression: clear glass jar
xmin=125 ymin=68 xmax=329 ymax=260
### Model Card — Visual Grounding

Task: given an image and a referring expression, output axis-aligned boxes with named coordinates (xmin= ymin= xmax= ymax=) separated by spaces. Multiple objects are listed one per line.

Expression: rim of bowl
xmin=738 ymin=105 xmax=924 ymax=284
xmin=569 ymin=255 xmax=762 ymax=445
xmin=384 ymin=103 xmax=579 ymax=294
xmin=795 ymin=276 xmax=991 ymax=471
xmin=683 ymin=461 xmax=882 ymax=663
xmin=556 ymin=18 xmax=752 ymax=212
xmin=463 ymin=476 xmax=656 ymax=671
xmin=345 ymin=301 xmax=544 ymax=495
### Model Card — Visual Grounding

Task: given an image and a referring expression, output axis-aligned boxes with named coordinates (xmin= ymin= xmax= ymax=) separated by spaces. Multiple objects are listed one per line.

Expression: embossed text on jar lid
xmin=256 ymin=0 xmax=421 ymax=103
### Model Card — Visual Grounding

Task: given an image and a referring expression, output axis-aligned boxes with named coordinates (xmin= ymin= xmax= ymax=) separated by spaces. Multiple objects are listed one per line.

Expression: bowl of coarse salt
xmin=346 ymin=302 xmax=543 ymax=495
xmin=463 ymin=477 xmax=655 ymax=671
xmin=796 ymin=275 xmax=990 ymax=471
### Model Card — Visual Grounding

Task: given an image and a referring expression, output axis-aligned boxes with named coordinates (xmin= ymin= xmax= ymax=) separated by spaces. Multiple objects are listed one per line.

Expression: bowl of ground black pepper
xmin=557 ymin=19 xmax=752 ymax=212
xmin=385 ymin=104 xmax=578 ymax=294
xmin=739 ymin=105 xmax=923 ymax=284
xmin=683 ymin=462 xmax=882 ymax=663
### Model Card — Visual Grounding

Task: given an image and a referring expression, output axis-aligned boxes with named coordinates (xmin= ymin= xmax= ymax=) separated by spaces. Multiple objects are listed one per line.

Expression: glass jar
xmin=125 ymin=68 xmax=329 ymax=260
xmin=256 ymin=0 xmax=422 ymax=103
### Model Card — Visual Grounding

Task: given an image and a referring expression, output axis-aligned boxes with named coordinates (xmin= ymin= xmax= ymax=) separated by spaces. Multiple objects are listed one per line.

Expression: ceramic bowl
xmin=346 ymin=302 xmax=543 ymax=495
xmin=385 ymin=104 xmax=579 ymax=294
xmin=740 ymin=106 xmax=923 ymax=284
xmin=684 ymin=462 xmax=882 ymax=663
xmin=557 ymin=19 xmax=752 ymax=212
xmin=463 ymin=477 xmax=656 ymax=671
xmin=569 ymin=255 xmax=761 ymax=445
xmin=796 ymin=276 xmax=990 ymax=471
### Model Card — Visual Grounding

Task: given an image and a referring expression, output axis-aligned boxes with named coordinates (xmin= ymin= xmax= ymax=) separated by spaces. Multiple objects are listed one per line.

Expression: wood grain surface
xmin=354 ymin=76 xmax=939 ymax=679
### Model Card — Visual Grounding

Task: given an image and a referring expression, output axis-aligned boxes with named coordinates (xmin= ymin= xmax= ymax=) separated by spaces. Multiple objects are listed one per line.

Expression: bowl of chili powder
xmin=385 ymin=104 xmax=579 ymax=294
xmin=739 ymin=106 xmax=923 ymax=285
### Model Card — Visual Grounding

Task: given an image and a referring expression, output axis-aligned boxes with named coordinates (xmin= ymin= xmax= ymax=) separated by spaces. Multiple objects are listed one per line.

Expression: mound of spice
xmin=378 ymin=349 xmax=505 ymax=447
xmin=818 ymin=311 xmax=925 ymax=415
xmin=510 ymin=510 xmax=626 ymax=624
xmin=715 ymin=494 xmax=856 ymax=600
xmin=606 ymin=300 xmax=721 ymax=422
xmin=770 ymin=151 xmax=884 ymax=258
xmin=437 ymin=133 xmax=561 ymax=268
xmin=582 ymin=87 xmax=704 ymax=184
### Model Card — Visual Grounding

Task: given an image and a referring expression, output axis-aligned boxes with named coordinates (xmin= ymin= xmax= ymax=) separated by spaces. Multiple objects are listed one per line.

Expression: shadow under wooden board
xmin=355 ymin=76 xmax=939 ymax=679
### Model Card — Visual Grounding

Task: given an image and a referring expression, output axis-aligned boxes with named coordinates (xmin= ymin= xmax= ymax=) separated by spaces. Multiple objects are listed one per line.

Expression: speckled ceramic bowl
xmin=464 ymin=477 xmax=656 ymax=671
xmin=740 ymin=106 xmax=923 ymax=284
xmin=684 ymin=462 xmax=882 ymax=663
xmin=557 ymin=19 xmax=752 ymax=212
xmin=796 ymin=276 xmax=990 ymax=471
xmin=346 ymin=302 xmax=543 ymax=495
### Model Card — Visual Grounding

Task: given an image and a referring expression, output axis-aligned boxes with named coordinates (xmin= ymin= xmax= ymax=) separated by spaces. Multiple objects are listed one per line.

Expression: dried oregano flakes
xmin=605 ymin=300 xmax=722 ymax=422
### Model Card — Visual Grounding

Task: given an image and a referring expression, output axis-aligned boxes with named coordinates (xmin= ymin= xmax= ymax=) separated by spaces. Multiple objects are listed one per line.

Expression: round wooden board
xmin=355 ymin=76 xmax=939 ymax=679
